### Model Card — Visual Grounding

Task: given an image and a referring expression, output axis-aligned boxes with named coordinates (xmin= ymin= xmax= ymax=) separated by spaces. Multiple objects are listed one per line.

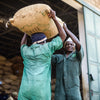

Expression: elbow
xmin=21 ymin=41 xmax=26 ymax=46
xmin=62 ymin=34 xmax=67 ymax=42
xmin=21 ymin=42 xmax=24 ymax=46
xmin=61 ymin=35 xmax=66 ymax=42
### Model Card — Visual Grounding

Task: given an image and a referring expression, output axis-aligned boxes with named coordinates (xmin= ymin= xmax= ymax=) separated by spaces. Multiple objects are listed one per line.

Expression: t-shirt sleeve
xmin=76 ymin=45 xmax=84 ymax=61
xmin=20 ymin=44 xmax=28 ymax=58
xmin=48 ymin=36 xmax=63 ymax=54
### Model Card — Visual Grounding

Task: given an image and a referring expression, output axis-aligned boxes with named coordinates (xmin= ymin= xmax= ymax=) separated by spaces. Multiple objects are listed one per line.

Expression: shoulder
xmin=48 ymin=36 xmax=62 ymax=44
xmin=76 ymin=45 xmax=84 ymax=55
xmin=75 ymin=45 xmax=84 ymax=60
xmin=47 ymin=36 xmax=63 ymax=53
xmin=53 ymin=54 xmax=64 ymax=63
xmin=53 ymin=54 xmax=64 ymax=57
xmin=21 ymin=44 xmax=28 ymax=50
xmin=52 ymin=36 xmax=62 ymax=42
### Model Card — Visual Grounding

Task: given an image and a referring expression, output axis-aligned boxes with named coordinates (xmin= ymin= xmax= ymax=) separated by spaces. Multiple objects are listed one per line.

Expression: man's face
xmin=65 ymin=41 xmax=75 ymax=52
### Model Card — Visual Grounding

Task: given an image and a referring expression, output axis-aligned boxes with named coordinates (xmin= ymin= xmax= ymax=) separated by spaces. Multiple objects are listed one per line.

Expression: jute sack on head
xmin=9 ymin=4 xmax=63 ymax=39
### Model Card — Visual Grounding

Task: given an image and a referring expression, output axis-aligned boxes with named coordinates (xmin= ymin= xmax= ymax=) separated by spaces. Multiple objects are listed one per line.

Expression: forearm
xmin=65 ymin=28 xmax=79 ymax=43
xmin=53 ymin=18 xmax=66 ymax=42
xmin=48 ymin=9 xmax=66 ymax=42
xmin=21 ymin=33 xmax=27 ymax=46
xmin=64 ymin=27 xmax=81 ymax=51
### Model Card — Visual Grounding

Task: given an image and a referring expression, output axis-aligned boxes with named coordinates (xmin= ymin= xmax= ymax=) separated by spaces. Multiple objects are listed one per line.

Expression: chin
xmin=67 ymin=49 xmax=73 ymax=52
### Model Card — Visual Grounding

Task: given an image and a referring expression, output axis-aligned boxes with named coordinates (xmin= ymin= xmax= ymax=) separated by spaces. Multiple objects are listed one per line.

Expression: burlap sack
xmin=9 ymin=4 xmax=63 ymax=39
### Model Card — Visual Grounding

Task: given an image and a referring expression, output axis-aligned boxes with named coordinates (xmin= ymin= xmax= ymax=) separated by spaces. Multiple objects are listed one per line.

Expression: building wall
xmin=83 ymin=0 xmax=100 ymax=10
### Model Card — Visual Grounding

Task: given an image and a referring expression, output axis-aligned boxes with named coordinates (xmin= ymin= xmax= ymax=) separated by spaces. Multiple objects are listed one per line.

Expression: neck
xmin=66 ymin=51 xmax=72 ymax=54
xmin=65 ymin=51 xmax=73 ymax=56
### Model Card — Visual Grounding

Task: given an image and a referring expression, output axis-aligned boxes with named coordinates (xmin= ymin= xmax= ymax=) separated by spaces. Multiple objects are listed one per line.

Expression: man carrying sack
xmin=18 ymin=9 xmax=66 ymax=100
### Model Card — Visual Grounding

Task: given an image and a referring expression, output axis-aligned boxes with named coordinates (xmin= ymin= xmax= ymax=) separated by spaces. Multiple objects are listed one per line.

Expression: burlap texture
xmin=9 ymin=4 xmax=63 ymax=39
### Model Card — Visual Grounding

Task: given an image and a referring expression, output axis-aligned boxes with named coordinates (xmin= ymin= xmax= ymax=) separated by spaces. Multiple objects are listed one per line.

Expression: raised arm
xmin=63 ymin=23 xmax=81 ymax=51
xmin=48 ymin=9 xmax=66 ymax=42
xmin=21 ymin=33 xmax=27 ymax=46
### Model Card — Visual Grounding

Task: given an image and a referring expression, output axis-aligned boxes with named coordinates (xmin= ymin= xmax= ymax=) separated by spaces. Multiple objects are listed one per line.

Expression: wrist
xmin=65 ymin=28 xmax=69 ymax=32
xmin=52 ymin=17 xmax=57 ymax=21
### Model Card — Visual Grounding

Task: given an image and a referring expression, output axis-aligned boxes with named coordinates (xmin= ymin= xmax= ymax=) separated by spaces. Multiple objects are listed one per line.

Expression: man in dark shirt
xmin=52 ymin=23 xmax=84 ymax=100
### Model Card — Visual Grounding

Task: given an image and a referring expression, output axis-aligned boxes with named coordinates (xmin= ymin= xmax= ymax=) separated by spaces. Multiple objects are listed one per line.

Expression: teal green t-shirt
xmin=18 ymin=36 xmax=63 ymax=100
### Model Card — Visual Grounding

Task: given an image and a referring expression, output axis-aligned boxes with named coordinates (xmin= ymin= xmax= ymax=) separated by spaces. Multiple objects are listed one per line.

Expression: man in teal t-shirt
xmin=52 ymin=23 xmax=84 ymax=100
xmin=18 ymin=9 xmax=66 ymax=100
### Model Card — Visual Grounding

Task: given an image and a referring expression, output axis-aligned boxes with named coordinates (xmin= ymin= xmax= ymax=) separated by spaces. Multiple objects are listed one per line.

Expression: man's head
xmin=31 ymin=32 xmax=47 ymax=44
xmin=64 ymin=38 xmax=75 ymax=53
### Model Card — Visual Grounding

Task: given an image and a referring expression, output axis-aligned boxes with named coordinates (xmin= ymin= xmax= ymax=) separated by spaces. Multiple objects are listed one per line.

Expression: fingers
xmin=63 ymin=22 xmax=66 ymax=26
xmin=50 ymin=9 xmax=56 ymax=16
xmin=63 ymin=23 xmax=68 ymax=30
xmin=63 ymin=23 xmax=66 ymax=29
xmin=48 ymin=13 xmax=51 ymax=18
xmin=48 ymin=9 xmax=56 ymax=18
xmin=63 ymin=23 xmax=67 ymax=27
xmin=63 ymin=23 xmax=65 ymax=28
